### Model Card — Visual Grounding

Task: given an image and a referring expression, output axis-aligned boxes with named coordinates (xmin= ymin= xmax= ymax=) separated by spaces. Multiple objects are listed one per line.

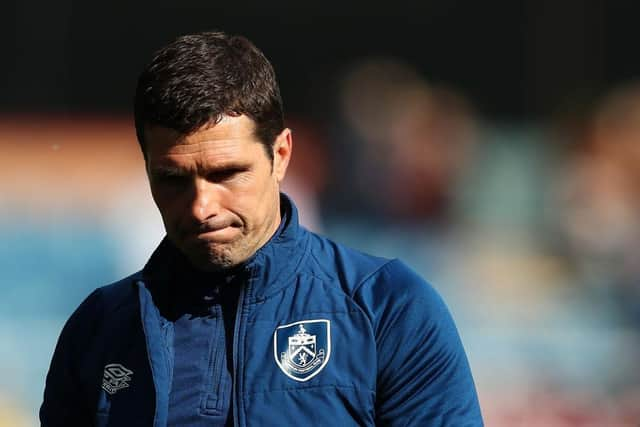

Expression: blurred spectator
xmin=334 ymin=58 xmax=478 ymax=225
xmin=281 ymin=117 xmax=329 ymax=231
xmin=552 ymin=83 xmax=640 ymax=325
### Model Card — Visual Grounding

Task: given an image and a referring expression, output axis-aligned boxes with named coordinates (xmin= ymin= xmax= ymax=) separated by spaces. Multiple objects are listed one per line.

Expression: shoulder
xmin=302 ymin=229 xmax=445 ymax=313
xmin=302 ymin=229 xmax=393 ymax=292
xmin=97 ymin=271 xmax=143 ymax=309
xmin=61 ymin=271 xmax=142 ymax=339
xmin=350 ymin=258 xmax=452 ymax=332
xmin=360 ymin=259 xmax=445 ymax=309
xmin=302 ymin=230 xmax=449 ymax=326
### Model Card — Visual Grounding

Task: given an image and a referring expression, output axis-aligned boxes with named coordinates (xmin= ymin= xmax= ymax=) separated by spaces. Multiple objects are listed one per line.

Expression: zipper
xmin=202 ymin=303 xmax=221 ymax=414
xmin=232 ymin=266 xmax=252 ymax=427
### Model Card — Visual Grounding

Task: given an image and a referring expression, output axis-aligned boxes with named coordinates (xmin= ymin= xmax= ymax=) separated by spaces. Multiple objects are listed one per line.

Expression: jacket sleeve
xmin=354 ymin=260 xmax=483 ymax=426
xmin=40 ymin=288 xmax=103 ymax=427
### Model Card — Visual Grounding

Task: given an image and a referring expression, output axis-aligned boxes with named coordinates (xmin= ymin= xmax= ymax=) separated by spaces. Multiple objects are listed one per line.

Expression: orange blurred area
xmin=0 ymin=396 xmax=31 ymax=427
xmin=0 ymin=115 xmax=144 ymax=213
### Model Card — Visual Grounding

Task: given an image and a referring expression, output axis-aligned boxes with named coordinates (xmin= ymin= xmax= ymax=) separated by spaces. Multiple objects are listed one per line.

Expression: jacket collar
xmin=242 ymin=193 xmax=309 ymax=302
xmin=142 ymin=193 xmax=308 ymax=304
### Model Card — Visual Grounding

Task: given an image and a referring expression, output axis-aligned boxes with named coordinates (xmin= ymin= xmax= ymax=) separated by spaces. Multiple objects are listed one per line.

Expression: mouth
xmin=191 ymin=218 xmax=241 ymax=243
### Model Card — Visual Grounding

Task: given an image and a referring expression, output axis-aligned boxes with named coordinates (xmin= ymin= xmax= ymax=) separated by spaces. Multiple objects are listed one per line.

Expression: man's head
xmin=134 ymin=31 xmax=284 ymax=160
xmin=135 ymin=31 xmax=292 ymax=271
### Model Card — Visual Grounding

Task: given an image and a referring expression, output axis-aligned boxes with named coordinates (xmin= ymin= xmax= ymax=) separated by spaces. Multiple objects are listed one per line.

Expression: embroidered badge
xmin=101 ymin=363 xmax=134 ymax=395
xmin=274 ymin=319 xmax=331 ymax=382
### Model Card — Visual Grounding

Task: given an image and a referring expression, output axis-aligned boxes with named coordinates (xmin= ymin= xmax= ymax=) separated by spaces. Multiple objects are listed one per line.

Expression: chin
xmin=177 ymin=233 xmax=256 ymax=272
xmin=189 ymin=247 xmax=242 ymax=272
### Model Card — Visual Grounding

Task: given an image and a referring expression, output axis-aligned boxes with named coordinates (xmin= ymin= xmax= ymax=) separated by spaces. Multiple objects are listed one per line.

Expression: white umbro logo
xmin=101 ymin=363 xmax=134 ymax=395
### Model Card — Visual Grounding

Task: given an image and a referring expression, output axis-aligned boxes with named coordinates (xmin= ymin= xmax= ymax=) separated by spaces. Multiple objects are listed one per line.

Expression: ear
xmin=272 ymin=127 xmax=293 ymax=182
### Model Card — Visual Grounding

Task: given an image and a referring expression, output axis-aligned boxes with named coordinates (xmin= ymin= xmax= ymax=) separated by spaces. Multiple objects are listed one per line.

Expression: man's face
xmin=145 ymin=115 xmax=292 ymax=271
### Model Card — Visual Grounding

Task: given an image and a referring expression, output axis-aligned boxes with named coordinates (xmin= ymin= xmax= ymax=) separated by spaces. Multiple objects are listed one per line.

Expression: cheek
xmin=230 ymin=178 xmax=277 ymax=227
xmin=225 ymin=189 xmax=263 ymax=225
xmin=151 ymin=187 xmax=185 ymax=226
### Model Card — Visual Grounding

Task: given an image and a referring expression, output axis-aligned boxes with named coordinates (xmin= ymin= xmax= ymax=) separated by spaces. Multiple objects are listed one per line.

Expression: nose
xmin=189 ymin=177 xmax=221 ymax=222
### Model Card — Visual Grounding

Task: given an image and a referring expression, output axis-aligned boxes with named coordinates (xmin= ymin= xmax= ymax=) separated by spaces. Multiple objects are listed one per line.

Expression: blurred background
xmin=2 ymin=1 xmax=640 ymax=425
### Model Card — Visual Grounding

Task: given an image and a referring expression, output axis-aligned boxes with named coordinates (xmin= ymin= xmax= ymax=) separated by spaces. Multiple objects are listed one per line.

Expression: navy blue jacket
xmin=41 ymin=196 xmax=483 ymax=426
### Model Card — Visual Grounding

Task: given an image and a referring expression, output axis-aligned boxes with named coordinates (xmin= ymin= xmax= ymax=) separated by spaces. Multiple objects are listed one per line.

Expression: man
xmin=41 ymin=31 xmax=483 ymax=426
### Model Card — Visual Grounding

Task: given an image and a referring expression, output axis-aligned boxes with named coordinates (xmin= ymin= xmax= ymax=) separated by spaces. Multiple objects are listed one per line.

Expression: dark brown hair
xmin=134 ymin=31 xmax=284 ymax=160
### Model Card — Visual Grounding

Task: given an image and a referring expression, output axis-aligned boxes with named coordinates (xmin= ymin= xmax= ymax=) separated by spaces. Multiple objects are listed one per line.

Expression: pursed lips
xmin=198 ymin=217 xmax=234 ymax=232
xmin=182 ymin=216 xmax=242 ymax=241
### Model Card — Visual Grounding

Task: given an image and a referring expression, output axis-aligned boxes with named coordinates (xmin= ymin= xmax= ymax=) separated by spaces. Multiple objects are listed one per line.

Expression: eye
xmin=207 ymin=168 xmax=245 ymax=182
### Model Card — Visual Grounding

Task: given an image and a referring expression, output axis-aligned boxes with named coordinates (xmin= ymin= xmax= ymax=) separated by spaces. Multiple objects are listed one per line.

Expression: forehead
xmin=144 ymin=115 xmax=263 ymax=161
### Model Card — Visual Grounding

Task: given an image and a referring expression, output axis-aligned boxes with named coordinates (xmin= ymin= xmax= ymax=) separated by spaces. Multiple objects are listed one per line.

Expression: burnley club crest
xmin=274 ymin=319 xmax=331 ymax=382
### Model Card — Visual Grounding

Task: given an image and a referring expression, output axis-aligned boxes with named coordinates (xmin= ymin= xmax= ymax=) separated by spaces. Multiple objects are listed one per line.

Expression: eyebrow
xmin=149 ymin=162 xmax=251 ymax=177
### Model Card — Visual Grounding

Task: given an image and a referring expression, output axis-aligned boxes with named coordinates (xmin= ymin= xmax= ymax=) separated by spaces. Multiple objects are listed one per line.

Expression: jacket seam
xmin=244 ymin=383 xmax=374 ymax=396
xmin=98 ymin=271 xmax=143 ymax=316
xmin=342 ymin=259 xmax=397 ymax=333
xmin=350 ymin=259 xmax=397 ymax=299
xmin=246 ymin=309 xmax=360 ymax=324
